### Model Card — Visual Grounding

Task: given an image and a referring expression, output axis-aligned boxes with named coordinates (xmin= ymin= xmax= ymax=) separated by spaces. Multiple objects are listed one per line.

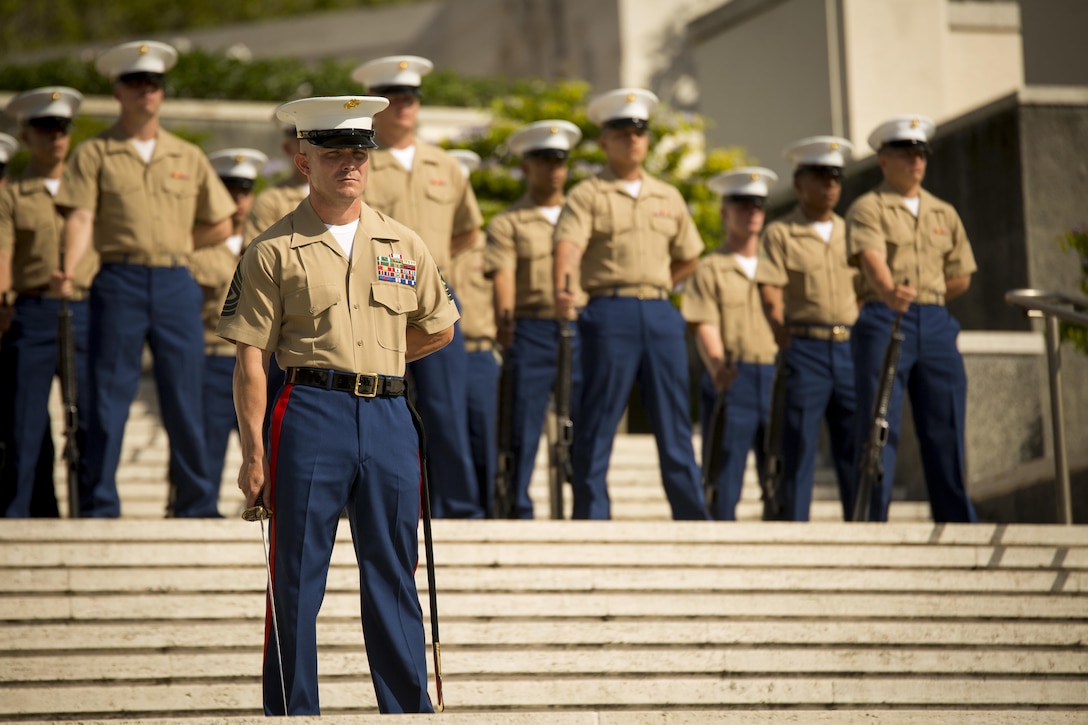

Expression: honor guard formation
xmin=0 ymin=39 xmax=989 ymax=715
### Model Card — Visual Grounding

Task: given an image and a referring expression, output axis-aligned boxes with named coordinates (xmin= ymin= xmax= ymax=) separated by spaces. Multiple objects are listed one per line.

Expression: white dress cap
xmin=0 ymin=133 xmax=18 ymax=163
xmin=5 ymin=87 xmax=83 ymax=123
xmin=95 ymin=40 xmax=178 ymax=79
xmin=275 ymin=96 xmax=391 ymax=148
xmin=782 ymin=135 xmax=854 ymax=170
xmin=867 ymin=114 xmax=936 ymax=152
xmin=707 ymin=167 xmax=779 ymax=199
xmin=351 ymin=55 xmax=434 ymax=92
xmin=587 ymin=88 xmax=658 ymax=128
xmin=507 ymin=119 xmax=582 ymax=158
xmin=208 ymin=148 xmax=269 ymax=183
xmin=448 ymin=149 xmax=481 ymax=178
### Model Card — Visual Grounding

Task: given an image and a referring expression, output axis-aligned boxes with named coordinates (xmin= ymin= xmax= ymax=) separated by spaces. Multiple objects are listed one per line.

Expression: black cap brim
xmin=797 ymin=164 xmax=843 ymax=178
xmin=27 ymin=116 xmax=73 ymax=132
xmin=724 ymin=194 xmax=767 ymax=207
xmin=117 ymin=71 xmax=165 ymax=86
xmin=370 ymin=85 xmax=420 ymax=98
xmin=300 ymin=129 xmax=378 ymax=149
xmin=525 ymin=148 xmax=569 ymax=161
xmin=602 ymin=117 xmax=649 ymax=131
xmin=220 ymin=176 xmax=257 ymax=191
xmin=883 ymin=139 xmax=931 ymax=153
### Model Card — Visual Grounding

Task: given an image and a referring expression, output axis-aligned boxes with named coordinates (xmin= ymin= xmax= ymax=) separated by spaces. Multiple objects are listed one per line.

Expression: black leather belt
xmin=285 ymin=367 xmax=407 ymax=398
xmin=788 ymin=324 xmax=851 ymax=342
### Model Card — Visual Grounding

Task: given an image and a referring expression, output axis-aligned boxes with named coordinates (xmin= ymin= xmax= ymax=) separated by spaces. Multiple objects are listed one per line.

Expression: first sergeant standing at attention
xmin=217 ymin=96 xmax=457 ymax=715
xmin=51 ymin=41 xmax=236 ymax=517
xmin=845 ymin=115 xmax=978 ymax=523
xmin=553 ymin=88 xmax=708 ymax=521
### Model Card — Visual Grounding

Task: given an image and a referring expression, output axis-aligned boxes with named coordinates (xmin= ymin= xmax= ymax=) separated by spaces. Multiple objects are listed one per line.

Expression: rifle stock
xmin=493 ymin=312 xmax=516 ymax=518
xmin=853 ymin=311 xmax=905 ymax=522
xmin=761 ymin=351 xmax=788 ymax=520
xmin=549 ymin=317 xmax=574 ymax=520
xmin=57 ymin=254 xmax=80 ymax=518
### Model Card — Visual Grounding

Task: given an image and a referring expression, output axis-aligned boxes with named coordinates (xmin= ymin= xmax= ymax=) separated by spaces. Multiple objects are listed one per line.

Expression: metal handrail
xmin=1005 ymin=288 xmax=1088 ymax=524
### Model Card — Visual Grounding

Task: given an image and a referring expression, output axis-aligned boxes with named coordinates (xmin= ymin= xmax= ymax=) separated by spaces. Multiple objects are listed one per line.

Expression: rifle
xmin=493 ymin=311 xmax=516 ymax=519
xmin=701 ymin=391 xmax=726 ymax=516
xmin=57 ymin=250 xmax=80 ymax=518
xmin=549 ymin=285 xmax=575 ymax=520
xmin=761 ymin=351 xmax=788 ymax=520
xmin=852 ymin=310 xmax=905 ymax=522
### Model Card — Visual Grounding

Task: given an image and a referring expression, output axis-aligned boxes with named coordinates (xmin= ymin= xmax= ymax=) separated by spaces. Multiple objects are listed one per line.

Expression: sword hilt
xmin=242 ymin=492 xmax=273 ymax=522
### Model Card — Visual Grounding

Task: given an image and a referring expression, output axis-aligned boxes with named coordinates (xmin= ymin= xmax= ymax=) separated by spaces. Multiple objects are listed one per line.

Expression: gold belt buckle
xmin=354 ymin=372 xmax=379 ymax=398
xmin=831 ymin=325 xmax=847 ymax=342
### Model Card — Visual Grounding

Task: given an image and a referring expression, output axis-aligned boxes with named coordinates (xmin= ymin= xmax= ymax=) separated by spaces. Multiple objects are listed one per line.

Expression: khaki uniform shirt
xmin=757 ymin=207 xmax=859 ymax=326
xmin=845 ymin=181 xmax=977 ymax=304
xmin=55 ymin=124 xmax=235 ymax=262
xmin=0 ymin=173 xmax=98 ymax=292
xmin=446 ymin=238 xmax=495 ymax=342
xmin=363 ymin=141 xmax=483 ymax=271
xmin=485 ymin=194 xmax=586 ymax=316
xmin=216 ymin=199 xmax=458 ymax=377
xmin=188 ymin=240 xmax=239 ymax=352
xmin=554 ymin=169 xmax=703 ymax=294
xmin=244 ymin=180 xmax=309 ymax=245
xmin=682 ymin=249 xmax=778 ymax=365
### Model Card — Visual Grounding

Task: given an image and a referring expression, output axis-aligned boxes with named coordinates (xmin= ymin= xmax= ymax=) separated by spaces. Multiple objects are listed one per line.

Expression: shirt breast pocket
xmin=284 ymin=284 xmax=340 ymax=350
xmin=786 ymin=252 xmax=824 ymax=298
xmin=650 ymin=214 xmax=679 ymax=239
xmin=424 ymin=180 xmax=458 ymax=206
xmin=162 ymin=175 xmax=197 ymax=199
xmin=371 ymin=282 xmax=419 ymax=352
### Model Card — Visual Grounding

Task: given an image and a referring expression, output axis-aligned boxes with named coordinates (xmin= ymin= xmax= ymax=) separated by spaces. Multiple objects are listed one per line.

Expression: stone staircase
xmin=0 ymin=376 xmax=1084 ymax=723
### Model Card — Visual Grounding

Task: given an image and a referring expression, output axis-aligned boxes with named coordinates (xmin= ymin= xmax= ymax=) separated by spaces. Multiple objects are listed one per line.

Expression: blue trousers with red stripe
xmin=0 ymin=296 xmax=90 ymax=517
xmin=851 ymin=302 xmax=977 ymax=522
xmin=507 ymin=317 xmax=583 ymax=519
xmin=264 ymin=383 xmax=433 ymax=715
xmin=573 ymin=297 xmax=708 ymax=520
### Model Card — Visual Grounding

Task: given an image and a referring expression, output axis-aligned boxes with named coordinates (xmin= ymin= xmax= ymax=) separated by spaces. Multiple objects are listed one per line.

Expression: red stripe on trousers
xmin=263 ymin=384 xmax=294 ymax=665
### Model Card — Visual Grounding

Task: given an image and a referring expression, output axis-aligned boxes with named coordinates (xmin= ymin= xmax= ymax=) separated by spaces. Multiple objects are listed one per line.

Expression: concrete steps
xmin=2 ymin=520 xmax=1086 ymax=720
xmin=11 ymin=375 xmax=1083 ymax=722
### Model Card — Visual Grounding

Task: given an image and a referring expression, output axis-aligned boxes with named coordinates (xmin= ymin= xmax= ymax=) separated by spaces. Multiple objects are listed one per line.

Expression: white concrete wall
xmin=691 ymin=0 xmax=836 ymax=177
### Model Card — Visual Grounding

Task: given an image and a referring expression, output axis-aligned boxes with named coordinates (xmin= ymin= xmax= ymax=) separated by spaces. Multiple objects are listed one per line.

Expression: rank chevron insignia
xmin=221 ymin=263 xmax=244 ymax=317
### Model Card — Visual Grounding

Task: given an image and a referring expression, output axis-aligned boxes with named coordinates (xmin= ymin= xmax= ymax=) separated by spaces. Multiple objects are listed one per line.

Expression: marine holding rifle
xmin=0 ymin=87 xmax=97 ymax=517
xmin=845 ymin=115 xmax=978 ymax=523
xmin=757 ymin=136 xmax=859 ymax=521
xmin=485 ymin=120 xmax=584 ymax=519
xmin=682 ymin=168 xmax=779 ymax=521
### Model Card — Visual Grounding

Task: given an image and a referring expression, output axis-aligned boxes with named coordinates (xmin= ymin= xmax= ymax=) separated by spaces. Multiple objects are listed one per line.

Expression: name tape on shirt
xmin=377 ymin=254 xmax=417 ymax=286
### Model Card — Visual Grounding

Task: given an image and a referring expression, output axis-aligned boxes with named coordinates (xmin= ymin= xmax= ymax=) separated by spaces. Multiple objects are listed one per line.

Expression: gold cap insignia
xmin=344 ymin=98 xmax=361 ymax=110
xmin=750 ymin=172 xmax=759 ymax=181
xmin=138 ymin=44 xmax=149 ymax=55
xmin=235 ymin=154 xmax=245 ymax=163
xmin=398 ymin=60 xmax=409 ymax=70
xmin=910 ymin=118 xmax=920 ymax=128
xmin=51 ymin=91 xmax=61 ymax=101
xmin=625 ymin=92 xmax=637 ymax=103
xmin=549 ymin=125 xmax=559 ymax=134
xmin=829 ymin=141 xmax=839 ymax=151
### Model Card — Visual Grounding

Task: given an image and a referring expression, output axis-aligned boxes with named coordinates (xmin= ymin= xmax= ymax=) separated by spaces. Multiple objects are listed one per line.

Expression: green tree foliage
xmin=441 ymin=79 xmax=748 ymax=249
xmin=1058 ymin=226 xmax=1088 ymax=354
xmin=0 ymin=0 xmax=425 ymax=55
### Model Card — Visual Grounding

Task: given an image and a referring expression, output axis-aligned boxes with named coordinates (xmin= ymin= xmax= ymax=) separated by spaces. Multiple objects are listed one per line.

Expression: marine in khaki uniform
xmin=353 ymin=55 xmax=486 ymax=518
xmin=683 ymin=168 xmax=779 ymax=521
xmin=51 ymin=41 xmax=236 ymax=518
xmin=0 ymin=87 xmax=97 ymax=517
xmin=217 ymin=96 xmax=456 ymax=715
xmin=243 ymin=121 xmax=309 ymax=244
xmin=167 ymin=148 xmax=266 ymax=499
xmin=757 ymin=137 xmax=859 ymax=521
xmin=485 ymin=119 xmax=584 ymax=519
xmin=845 ymin=115 xmax=978 ymax=523
xmin=554 ymin=88 xmax=707 ymax=521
